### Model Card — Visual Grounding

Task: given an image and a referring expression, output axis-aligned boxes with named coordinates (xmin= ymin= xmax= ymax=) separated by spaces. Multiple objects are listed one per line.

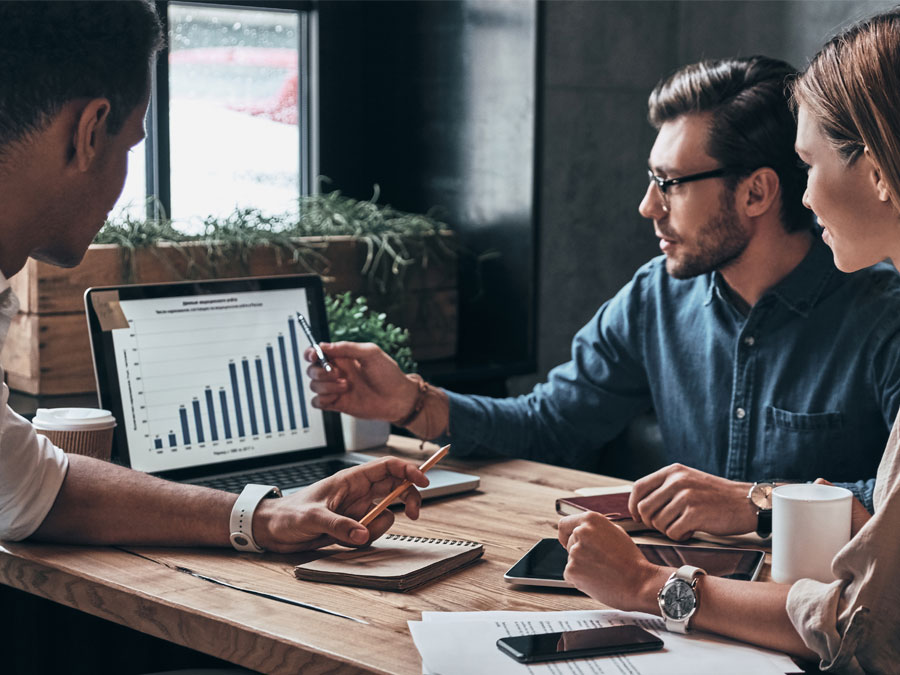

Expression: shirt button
xmin=735 ymin=407 xmax=746 ymax=419
xmin=744 ymin=336 xmax=755 ymax=346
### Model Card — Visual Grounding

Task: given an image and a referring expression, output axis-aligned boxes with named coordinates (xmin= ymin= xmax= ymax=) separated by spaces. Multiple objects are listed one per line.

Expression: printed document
xmin=408 ymin=610 xmax=803 ymax=675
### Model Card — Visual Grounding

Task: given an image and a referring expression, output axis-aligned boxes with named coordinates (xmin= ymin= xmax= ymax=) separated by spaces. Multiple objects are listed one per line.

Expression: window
xmin=113 ymin=1 xmax=314 ymax=230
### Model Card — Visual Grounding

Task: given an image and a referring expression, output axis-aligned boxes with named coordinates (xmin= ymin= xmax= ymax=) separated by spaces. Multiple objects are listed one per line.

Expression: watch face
xmin=662 ymin=579 xmax=697 ymax=620
xmin=750 ymin=483 xmax=774 ymax=510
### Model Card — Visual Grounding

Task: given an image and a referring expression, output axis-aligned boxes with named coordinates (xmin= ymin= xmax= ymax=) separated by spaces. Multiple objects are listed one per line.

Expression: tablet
xmin=504 ymin=538 xmax=765 ymax=588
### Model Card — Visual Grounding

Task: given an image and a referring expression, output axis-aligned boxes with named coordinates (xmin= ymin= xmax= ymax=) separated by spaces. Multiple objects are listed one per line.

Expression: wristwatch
xmin=747 ymin=481 xmax=776 ymax=537
xmin=229 ymin=484 xmax=282 ymax=552
xmin=658 ymin=565 xmax=706 ymax=633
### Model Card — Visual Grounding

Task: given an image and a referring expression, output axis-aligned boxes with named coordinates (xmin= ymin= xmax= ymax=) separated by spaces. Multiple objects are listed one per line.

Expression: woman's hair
xmin=792 ymin=9 xmax=900 ymax=212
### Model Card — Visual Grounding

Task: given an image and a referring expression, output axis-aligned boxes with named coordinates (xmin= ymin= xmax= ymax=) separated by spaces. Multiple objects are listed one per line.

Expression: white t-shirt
xmin=0 ymin=274 xmax=68 ymax=540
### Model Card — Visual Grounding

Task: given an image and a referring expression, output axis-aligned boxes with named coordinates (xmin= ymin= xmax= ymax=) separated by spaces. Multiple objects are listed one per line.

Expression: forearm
xmin=696 ymin=577 xmax=817 ymax=660
xmin=399 ymin=380 xmax=569 ymax=462
xmin=632 ymin=570 xmax=817 ymax=661
xmin=31 ymin=454 xmax=234 ymax=546
xmin=442 ymin=390 xmax=585 ymax=463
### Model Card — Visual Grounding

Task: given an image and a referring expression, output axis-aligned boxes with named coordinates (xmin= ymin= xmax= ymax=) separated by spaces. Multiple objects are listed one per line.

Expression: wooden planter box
xmin=3 ymin=235 xmax=457 ymax=395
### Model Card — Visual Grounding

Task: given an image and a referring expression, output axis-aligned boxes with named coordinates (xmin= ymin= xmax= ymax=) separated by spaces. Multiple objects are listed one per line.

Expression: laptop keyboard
xmin=191 ymin=458 xmax=361 ymax=494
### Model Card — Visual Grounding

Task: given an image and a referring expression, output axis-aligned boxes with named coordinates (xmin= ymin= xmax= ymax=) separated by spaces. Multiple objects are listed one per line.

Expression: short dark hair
xmin=648 ymin=56 xmax=813 ymax=233
xmin=0 ymin=1 xmax=164 ymax=152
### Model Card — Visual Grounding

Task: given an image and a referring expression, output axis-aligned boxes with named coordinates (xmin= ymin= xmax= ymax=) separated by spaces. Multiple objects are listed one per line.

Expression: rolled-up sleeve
xmin=0 ymin=382 xmax=68 ymax=541
xmin=786 ymin=420 xmax=900 ymax=673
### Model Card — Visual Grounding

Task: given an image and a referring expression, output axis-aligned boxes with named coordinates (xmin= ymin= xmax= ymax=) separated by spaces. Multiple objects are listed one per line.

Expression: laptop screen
xmin=85 ymin=275 xmax=343 ymax=479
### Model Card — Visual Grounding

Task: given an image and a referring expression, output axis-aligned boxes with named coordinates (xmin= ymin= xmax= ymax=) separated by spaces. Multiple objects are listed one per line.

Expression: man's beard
xmin=664 ymin=190 xmax=750 ymax=279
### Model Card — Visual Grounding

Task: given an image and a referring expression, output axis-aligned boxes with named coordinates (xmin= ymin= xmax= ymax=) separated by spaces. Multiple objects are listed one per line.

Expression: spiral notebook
xmin=293 ymin=534 xmax=484 ymax=591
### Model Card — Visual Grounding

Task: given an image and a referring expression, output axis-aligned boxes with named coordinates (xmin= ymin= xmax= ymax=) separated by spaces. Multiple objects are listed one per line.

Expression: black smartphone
xmin=496 ymin=625 xmax=664 ymax=663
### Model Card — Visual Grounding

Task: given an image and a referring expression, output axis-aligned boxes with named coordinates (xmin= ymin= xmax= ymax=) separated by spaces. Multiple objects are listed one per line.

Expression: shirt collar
xmin=704 ymin=234 xmax=834 ymax=317
xmin=704 ymin=275 xmax=717 ymax=306
xmin=766 ymin=235 xmax=835 ymax=317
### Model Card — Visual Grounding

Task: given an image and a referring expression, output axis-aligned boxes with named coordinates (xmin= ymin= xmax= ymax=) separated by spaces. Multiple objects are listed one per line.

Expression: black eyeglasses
xmin=647 ymin=167 xmax=735 ymax=210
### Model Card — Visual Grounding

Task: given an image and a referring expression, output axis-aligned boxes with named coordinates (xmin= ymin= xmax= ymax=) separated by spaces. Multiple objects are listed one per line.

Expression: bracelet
xmin=391 ymin=374 xmax=428 ymax=428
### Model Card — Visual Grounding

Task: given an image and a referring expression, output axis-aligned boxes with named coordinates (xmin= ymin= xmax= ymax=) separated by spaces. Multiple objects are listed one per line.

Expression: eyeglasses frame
xmin=646 ymin=167 xmax=740 ymax=211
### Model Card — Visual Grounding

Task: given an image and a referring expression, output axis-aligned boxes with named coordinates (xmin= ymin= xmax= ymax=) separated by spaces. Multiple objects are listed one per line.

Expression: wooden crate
xmin=3 ymin=235 xmax=457 ymax=394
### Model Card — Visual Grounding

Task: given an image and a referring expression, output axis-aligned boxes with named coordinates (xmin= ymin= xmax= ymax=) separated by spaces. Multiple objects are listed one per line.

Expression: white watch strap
xmin=229 ymin=484 xmax=282 ymax=552
xmin=663 ymin=565 xmax=706 ymax=633
xmin=675 ymin=565 xmax=705 ymax=583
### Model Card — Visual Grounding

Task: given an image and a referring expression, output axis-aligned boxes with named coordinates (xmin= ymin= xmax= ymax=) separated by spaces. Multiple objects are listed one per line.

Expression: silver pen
xmin=296 ymin=312 xmax=334 ymax=372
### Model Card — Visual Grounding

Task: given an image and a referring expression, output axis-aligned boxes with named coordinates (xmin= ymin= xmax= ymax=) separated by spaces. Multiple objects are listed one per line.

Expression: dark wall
xmin=318 ymin=0 xmax=537 ymax=392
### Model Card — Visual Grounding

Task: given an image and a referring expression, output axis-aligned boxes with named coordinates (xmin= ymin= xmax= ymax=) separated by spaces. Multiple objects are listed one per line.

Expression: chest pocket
xmin=762 ymin=406 xmax=849 ymax=479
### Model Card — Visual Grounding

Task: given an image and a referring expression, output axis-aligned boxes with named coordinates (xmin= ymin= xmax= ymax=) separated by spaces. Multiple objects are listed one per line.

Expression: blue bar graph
xmin=219 ymin=389 xmax=232 ymax=440
xmin=160 ymin=314 xmax=318 ymax=452
xmin=255 ymin=357 xmax=271 ymax=434
xmin=242 ymin=358 xmax=259 ymax=436
xmin=229 ymin=361 xmax=245 ymax=438
xmin=205 ymin=388 xmax=218 ymax=442
xmin=266 ymin=345 xmax=284 ymax=432
xmin=192 ymin=399 xmax=204 ymax=444
xmin=179 ymin=407 xmax=191 ymax=445
xmin=278 ymin=335 xmax=297 ymax=430
xmin=287 ymin=317 xmax=310 ymax=428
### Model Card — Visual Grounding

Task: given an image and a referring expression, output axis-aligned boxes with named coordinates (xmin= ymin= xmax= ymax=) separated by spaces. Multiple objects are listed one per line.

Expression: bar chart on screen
xmin=110 ymin=288 xmax=328 ymax=473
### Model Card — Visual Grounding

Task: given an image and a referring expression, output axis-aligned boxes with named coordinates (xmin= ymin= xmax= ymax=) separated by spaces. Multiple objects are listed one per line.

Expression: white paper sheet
xmin=409 ymin=610 xmax=803 ymax=675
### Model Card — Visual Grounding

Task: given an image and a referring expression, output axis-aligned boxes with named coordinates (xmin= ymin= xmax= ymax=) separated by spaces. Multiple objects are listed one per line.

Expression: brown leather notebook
xmin=293 ymin=534 xmax=484 ymax=592
xmin=555 ymin=493 xmax=652 ymax=533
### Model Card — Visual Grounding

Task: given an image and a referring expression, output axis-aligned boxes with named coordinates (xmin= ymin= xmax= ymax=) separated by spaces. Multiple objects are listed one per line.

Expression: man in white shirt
xmin=0 ymin=1 xmax=426 ymax=550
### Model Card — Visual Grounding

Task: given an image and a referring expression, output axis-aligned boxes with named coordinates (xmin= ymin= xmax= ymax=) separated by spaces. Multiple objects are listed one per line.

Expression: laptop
xmin=84 ymin=274 xmax=479 ymax=499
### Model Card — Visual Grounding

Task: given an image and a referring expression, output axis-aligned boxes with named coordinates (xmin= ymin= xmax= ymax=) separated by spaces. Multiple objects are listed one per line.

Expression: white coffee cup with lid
xmin=32 ymin=408 xmax=117 ymax=461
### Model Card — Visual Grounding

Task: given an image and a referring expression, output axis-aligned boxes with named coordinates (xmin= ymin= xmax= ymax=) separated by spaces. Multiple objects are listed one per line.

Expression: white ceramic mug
xmin=771 ymin=483 xmax=852 ymax=584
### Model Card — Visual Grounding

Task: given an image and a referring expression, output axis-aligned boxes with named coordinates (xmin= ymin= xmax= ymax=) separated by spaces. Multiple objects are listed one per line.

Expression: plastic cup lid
xmin=32 ymin=408 xmax=117 ymax=431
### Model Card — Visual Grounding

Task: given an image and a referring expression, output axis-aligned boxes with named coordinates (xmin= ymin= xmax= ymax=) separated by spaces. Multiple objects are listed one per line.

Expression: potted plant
xmin=326 ymin=291 xmax=416 ymax=450
xmin=3 ymin=187 xmax=457 ymax=395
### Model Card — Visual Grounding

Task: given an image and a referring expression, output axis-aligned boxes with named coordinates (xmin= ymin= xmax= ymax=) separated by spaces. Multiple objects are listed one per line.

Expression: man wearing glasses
xmin=307 ymin=56 xmax=900 ymax=541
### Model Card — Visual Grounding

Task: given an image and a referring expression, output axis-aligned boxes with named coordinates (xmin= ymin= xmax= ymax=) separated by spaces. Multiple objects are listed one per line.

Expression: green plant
xmin=326 ymin=292 xmax=416 ymax=373
xmin=296 ymin=184 xmax=455 ymax=294
xmin=96 ymin=185 xmax=455 ymax=294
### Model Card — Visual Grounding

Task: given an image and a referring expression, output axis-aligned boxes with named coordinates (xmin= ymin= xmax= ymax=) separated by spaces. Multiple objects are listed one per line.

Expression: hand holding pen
xmin=359 ymin=445 xmax=450 ymax=526
xmin=304 ymin=341 xmax=438 ymax=427
xmin=297 ymin=312 xmax=334 ymax=373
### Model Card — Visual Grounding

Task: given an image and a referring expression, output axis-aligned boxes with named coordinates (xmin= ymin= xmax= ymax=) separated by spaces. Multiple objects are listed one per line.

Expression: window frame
xmin=147 ymin=0 xmax=315 ymax=220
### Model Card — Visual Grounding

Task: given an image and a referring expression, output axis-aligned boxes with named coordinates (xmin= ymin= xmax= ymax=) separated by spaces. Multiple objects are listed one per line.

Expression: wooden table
xmin=0 ymin=436 xmax=769 ymax=674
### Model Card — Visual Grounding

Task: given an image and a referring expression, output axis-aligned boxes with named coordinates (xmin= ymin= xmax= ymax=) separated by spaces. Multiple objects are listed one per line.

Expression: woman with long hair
xmin=559 ymin=9 xmax=900 ymax=672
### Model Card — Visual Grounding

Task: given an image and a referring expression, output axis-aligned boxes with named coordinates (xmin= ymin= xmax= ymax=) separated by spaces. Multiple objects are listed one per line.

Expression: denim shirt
xmin=448 ymin=237 xmax=900 ymax=511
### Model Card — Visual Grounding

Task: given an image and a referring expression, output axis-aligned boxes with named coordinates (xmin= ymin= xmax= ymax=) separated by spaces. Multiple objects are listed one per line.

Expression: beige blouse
xmin=787 ymin=411 xmax=900 ymax=673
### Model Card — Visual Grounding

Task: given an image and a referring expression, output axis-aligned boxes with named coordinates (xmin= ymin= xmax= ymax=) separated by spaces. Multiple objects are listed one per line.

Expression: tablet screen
xmin=504 ymin=539 xmax=765 ymax=586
